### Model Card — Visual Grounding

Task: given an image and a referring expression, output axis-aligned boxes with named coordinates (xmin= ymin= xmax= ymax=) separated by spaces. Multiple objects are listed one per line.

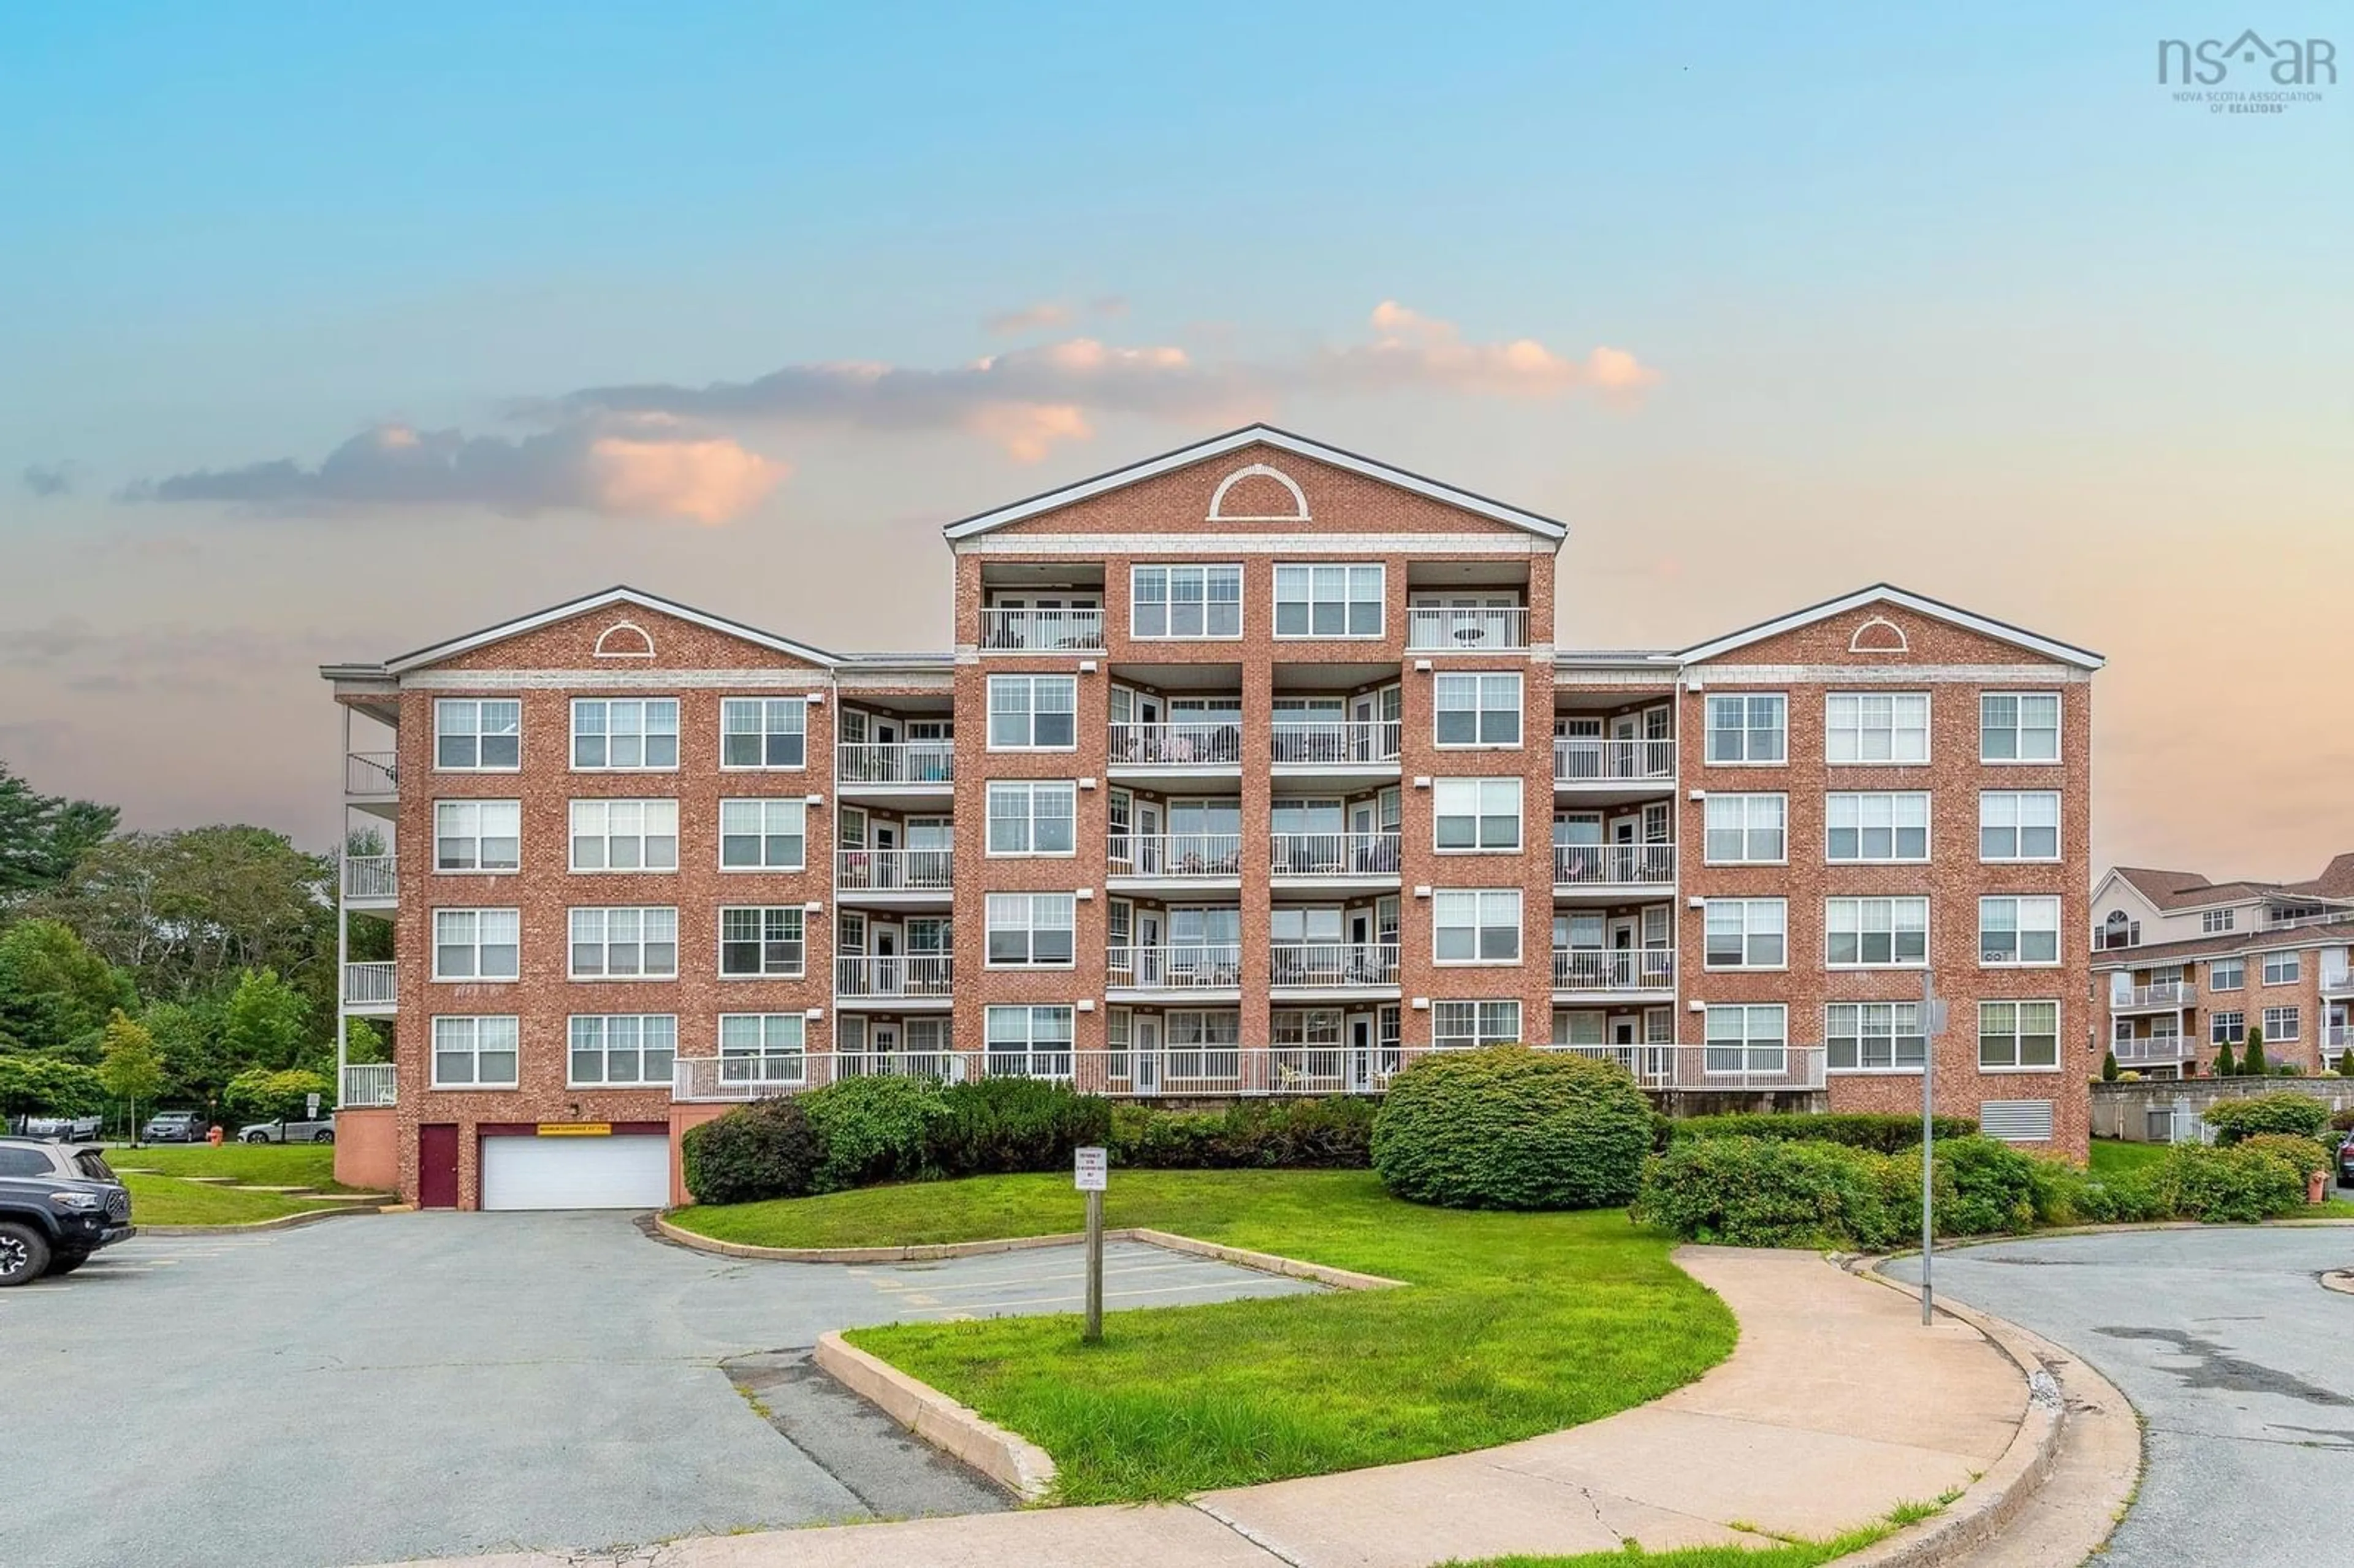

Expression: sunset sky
xmin=4 ymin=4 xmax=2346 ymax=879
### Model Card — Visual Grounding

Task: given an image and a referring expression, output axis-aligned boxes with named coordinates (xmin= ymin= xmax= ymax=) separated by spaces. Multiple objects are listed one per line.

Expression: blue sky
xmin=2 ymin=3 xmax=2347 ymax=872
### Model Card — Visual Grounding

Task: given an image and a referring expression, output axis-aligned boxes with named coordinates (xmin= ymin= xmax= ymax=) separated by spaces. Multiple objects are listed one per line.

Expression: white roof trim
xmin=1678 ymin=585 xmax=2104 ymax=670
xmin=940 ymin=425 xmax=1567 ymax=542
xmin=382 ymin=587 xmax=840 ymax=674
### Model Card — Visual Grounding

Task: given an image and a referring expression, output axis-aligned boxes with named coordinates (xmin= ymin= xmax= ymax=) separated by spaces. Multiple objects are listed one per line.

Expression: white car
xmin=237 ymin=1116 xmax=335 ymax=1144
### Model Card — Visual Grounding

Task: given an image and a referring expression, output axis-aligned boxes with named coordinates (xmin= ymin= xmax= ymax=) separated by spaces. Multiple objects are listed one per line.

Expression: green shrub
xmin=2212 ymin=1040 xmax=2237 ymax=1077
xmin=2242 ymin=1027 xmax=2268 ymax=1076
xmin=1634 ymin=1136 xmax=1918 ymax=1249
xmin=2101 ymin=1049 xmax=2119 ymax=1083
xmin=1670 ymin=1111 xmax=1977 ymax=1154
xmin=2203 ymin=1091 xmax=2330 ymax=1143
xmin=2146 ymin=1143 xmax=2306 ymax=1222
xmin=1373 ymin=1047 xmax=1653 ymax=1211
xmin=2237 ymin=1133 xmax=2332 ymax=1181
xmin=0 ymin=1054 xmax=107 ymax=1119
xmin=2333 ymin=1107 xmax=2354 ymax=1133
xmin=1110 ymin=1098 xmax=1379 ymax=1169
xmin=1936 ymin=1136 xmax=2041 ymax=1236
xmin=219 ymin=1066 xmax=335 ymax=1122
xmin=800 ymin=1075 xmax=944 ymax=1191
xmin=923 ymin=1078 xmax=1111 ymax=1178
xmin=2337 ymin=1049 xmax=2354 ymax=1077
xmin=682 ymin=1098 xmax=826 ymax=1205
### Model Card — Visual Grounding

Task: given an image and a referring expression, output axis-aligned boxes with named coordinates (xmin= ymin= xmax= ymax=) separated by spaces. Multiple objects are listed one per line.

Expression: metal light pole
xmin=1920 ymin=969 xmax=1943 ymax=1326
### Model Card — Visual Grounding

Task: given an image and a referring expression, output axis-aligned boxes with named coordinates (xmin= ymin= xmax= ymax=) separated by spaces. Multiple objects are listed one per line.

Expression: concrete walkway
xmin=383 ymin=1247 xmax=2034 ymax=1568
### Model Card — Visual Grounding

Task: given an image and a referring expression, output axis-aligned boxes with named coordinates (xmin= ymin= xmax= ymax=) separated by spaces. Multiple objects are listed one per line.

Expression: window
xmin=718 ymin=907 xmax=804 ymax=977
xmin=1827 ymin=1002 xmax=1926 ymax=1071
xmin=2211 ymin=957 xmax=2244 ymax=991
xmin=1704 ymin=899 xmax=1786 ymax=969
xmin=1273 ymin=1008 xmax=1344 ymax=1046
xmin=1433 ymin=1000 xmax=1522 ymax=1049
xmin=1704 ymin=794 xmax=1786 ymax=864
xmin=718 ymin=1014 xmax=806 ymax=1083
xmin=987 ymin=674 xmax=1077 ymax=749
xmin=1704 ymin=695 xmax=1786 ymax=764
xmin=986 ymin=780 xmax=1076 ymax=855
xmin=1979 ymin=897 xmax=2061 ymax=965
xmin=1433 ymin=673 xmax=1522 ymax=747
xmin=431 ymin=1016 xmax=518 ymax=1088
xmin=2264 ymin=1005 xmax=2301 ymax=1042
xmin=1826 ymin=897 xmax=1929 ymax=967
xmin=2210 ymin=1010 xmax=2244 ymax=1045
xmin=2263 ymin=951 xmax=2301 ymax=986
xmin=985 ymin=1005 xmax=1075 ymax=1078
xmin=571 ymin=698 xmax=679 ymax=771
xmin=1978 ymin=1001 xmax=2060 ymax=1069
xmin=1274 ymin=563 xmax=1384 ymax=637
xmin=2200 ymin=908 xmax=2236 ymax=934
xmin=1825 ymin=693 xmax=1929 ymax=764
xmin=434 ymin=800 xmax=520 ymax=872
xmin=1433 ymin=889 xmax=1522 ymax=964
xmin=1981 ymin=693 xmax=2060 ymax=763
xmin=2099 ymin=910 xmax=2139 ymax=950
xmin=986 ymin=892 xmax=1077 ymax=967
xmin=1979 ymin=792 xmax=2060 ymax=861
xmin=1131 ymin=563 xmax=1242 ymax=639
xmin=1827 ymin=793 xmax=1930 ymax=862
xmin=435 ymin=699 xmax=520 ymax=771
xmin=720 ymin=698 xmax=806 ymax=769
xmin=568 ymin=907 xmax=677 ymax=979
xmin=1705 ymin=1005 xmax=1786 ymax=1074
xmin=567 ymin=1014 xmax=676 ymax=1087
xmin=1434 ymin=779 xmax=1522 ymax=851
xmin=718 ymin=799 xmax=806 ymax=870
xmin=432 ymin=909 xmax=519 ymax=982
xmin=569 ymin=799 xmax=679 ymax=872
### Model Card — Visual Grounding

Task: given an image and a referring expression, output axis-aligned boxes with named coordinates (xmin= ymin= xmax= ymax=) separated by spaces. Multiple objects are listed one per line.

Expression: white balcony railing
xmin=342 ymin=854 xmax=397 ymax=900
xmin=1108 ymin=832 xmax=1243 ymax=878
xmin=1552 ymin=948 xmax=1678 ymax=991
xmin=342 ymin=961 xmax=397 ymax=1007
xmin=835 ymin=847 xmax=954 ymax=892
xmin=1108 ymin=720 xmax=1243 ymax=766
xmin=2111 ymin=982 xmax=2195 ymax=1009
xmin=834 ymin=954 xmax=955 ymax=999
xmin=339 ymin=1062 xmax=397 ymax=1108
xmin=345 ymin=751 xmax=398 ymax=796
xmin=2325 ymin=1024 xmax=2354 ymax=1051
xmin=2320 ymin=969 xmax=2354 ymax=995
xmin=979 ymin=606 xmax=1105 ymax=652
xmin=1406 ymin=606 xmax=1529 ymax=650
xmin=1554 ymin=737 xmax=1676 ymax=785
xmin=1107 ymin=943 xmax=1245 ymax=989
xmin=1558 ymin=1043 xmax=1826 ymax=1092
xmin=1270 ymin=720 xmax=1403 ymax=766
xmin=1553 ymin=842 xmax=1677 ymax=888
xmin=1270 ymin=831 xmax=1402 ymax=878
xmin=836 ymin=742 xmax=954 ymax=787
xmin=1270 ymin=942 xmax=1401 ymax=988
xmin=2113 ymin=1036 xmax=2193 ymax=1065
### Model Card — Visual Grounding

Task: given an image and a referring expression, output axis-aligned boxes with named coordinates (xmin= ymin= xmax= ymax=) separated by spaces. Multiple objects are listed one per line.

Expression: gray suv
xmin=0 ymin=1138 xmax=135 ymax=1285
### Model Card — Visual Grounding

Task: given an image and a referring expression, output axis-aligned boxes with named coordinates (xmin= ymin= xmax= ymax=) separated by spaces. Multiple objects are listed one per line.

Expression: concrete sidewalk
xmin=383 ymin=1248 xmax=2032 ymax=1568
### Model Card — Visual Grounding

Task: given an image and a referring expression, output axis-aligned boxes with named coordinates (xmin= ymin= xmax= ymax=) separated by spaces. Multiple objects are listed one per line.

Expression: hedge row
xmin=1110 ymin=1098 xmax=1377 ymax=1170
xmin=1669 ymin=1111 xmax=1977 ymax=1154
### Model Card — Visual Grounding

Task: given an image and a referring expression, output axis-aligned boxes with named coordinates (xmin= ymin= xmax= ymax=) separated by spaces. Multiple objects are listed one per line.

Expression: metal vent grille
xmin=1979 ymin=1099 xmax=2056 ymax=1143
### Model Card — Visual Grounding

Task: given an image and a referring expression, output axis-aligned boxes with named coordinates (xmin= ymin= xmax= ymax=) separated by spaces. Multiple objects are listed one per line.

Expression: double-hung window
xmin=1979 ymin=791 xmax=2060 ymax=861
xmin=718 ymin=1014 xmax=806 ymax=1084
xmin=1826 ymin=693 xmax=1929 ymax=764
xmin=1826 ymin=793 xmax=1929 ymax=862
xmin=568 ymin=907 xmax=677 ymax=979
xmin=1705 ymin=695 xmax=1786 ymax=764
xmin=2263 ymin=951 xmax=2301 ymax=985
xmin=2211 ymin=957 xmax=2245 ymax=991
xmin=1978 ymin=1001 xmax=2060 ymax=1069
xmin=1826 ymin=897 xmax=1928 ymax=967
xmin=571 ymin=698 xmax=679 ymax=771
xmin=1827 ymin=1002 xmax=1926 ymax=1072
xmin=1981 ymin=693 xmax=2060 ymax=763
xmin=432 ymin=908 xmax=520 ymax=982
xmin=719 ymin=799 xmax=806 ymax=870
xmin=1704 ymin=793 xmax=1786 ymax=864
xmin=718 ymin=907 xmax=804 ymax=977
xmin=987 ymin=674 xmax=1077 ymax=750
xmin=2209 ymin=1010 xmax=2243 ymax=1045
xmin=1131 ymin=564 xmax=1242 ymax=639
xmin=986 ymin=892 xmax=1076 ymax=967
xmin=2200 ymin=908 xmax=2236 ymax=934
xmin=431 ymin=1016 xmax=518 ymax=1088
xmin=2264 ymin=1005 xmax=2301 ymax=1041
xmin=1274 ymin=563 xmax=1384 ymax=637
xmin=435 ymin=800 xmax=520 ymax=872
xmin=1433 ymin=889 xmax=1522 ymax=964
xmin=567 ymin=1014 xmax=676 ymax=1087
xmin=1705 ymin=1004 xmax=1786 ymax=1074
xmin=985 ymin=1005 xmax=1075 ymax=1078
xmin=1433 ymin=673 xmax=1522 ymax=747
xmin=1704 ymin=899 xmax=1786 ymax=969
xmin=569 ymin=799 xmax=679 ymax=872
xmin=986 ymin=780 xmax=1076 ymax=855
xmin=1434 ymin=778 xmax=1522 ymax=851
xmin=435 ymin=699 xmax=520 ymax=770
xmin=720 ymin=698 xmax=806 ymax=769
xmin=1433 ymin=1000 xmax=1521 ymax=1050
xmin=1979 ymin=896 xmax=2061 ymax=965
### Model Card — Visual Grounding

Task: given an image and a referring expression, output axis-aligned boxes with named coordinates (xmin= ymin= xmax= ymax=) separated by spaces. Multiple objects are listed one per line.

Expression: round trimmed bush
xmin=800 ymin=1075 xmax=945 ymax=1191
xmin=2203 ymin=1091 xmax=2331 ymax=1144
xmin=1372 ymin=1046 xmax=1653 ymax=1210
xmin=2237 ymin=1132 xmax=2332 ymax=1181
xmin=682 ymin=1098 xmax=826 ymax=1206
xmin=2147 ymin=1142 xmax=2306 ymax=1222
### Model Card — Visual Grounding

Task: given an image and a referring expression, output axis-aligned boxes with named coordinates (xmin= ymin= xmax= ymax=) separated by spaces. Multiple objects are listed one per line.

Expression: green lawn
xmin=118 ymin=1174 xmax=354 ymax=1226
xmin=105 ymin=1142 xmax=381 ymax=1226
xmin=674 ymin=1171 xmax=1737 ymax=1504
xmin=2087 ymin=1139 xmax=2168 ymax=1178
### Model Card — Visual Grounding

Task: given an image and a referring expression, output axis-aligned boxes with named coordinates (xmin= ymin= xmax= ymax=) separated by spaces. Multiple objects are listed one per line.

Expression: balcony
xmin=836 ymin=741 xmax=954 ymax=791
xmin=1552 ymin=948 xmax=1677 ymax=993
xmin=1270 ymin=831 xmax=1401 ymax=883
xmin=673 ymin=1049 xmax=975 ymax=1100
xmin=1107 ymin=943 xmax=1244 ymax=992
xmin=2110 ymin=981 xmax=2194 ymax=1012
xmin=979 ymin=606 xmax=1105 ymax=652
xmin=345 ymin=751 xmax=398 ymax=799
xmin=339 ymin=1062 xmax=397 ymax=1108
xmin=835 ymin=847 xmax=954 ymax=900
xmin=342 ymin=854 xmax=398 ymax=905
xmin=342 ymin=961 xmax=397 ymax=1014
xmin=1558 ymin=1043 xmax=1826 ymax=1094
xmin=2113 ymin=1036 xmax=2194 ymax=1066
xmin=1270 ymin=942 xmax=1400 ymax=991
xmin=2321 ymin=969 xmax=2354 ymax=997
xmin=1553 ymin=842 xmax=1677 ymax=892
xmin=1108 ymin=832 xmax=1243 ymax=883
xmin=834 ymin=954 xmax=954 ymax=1005
xmin=1406 ymin=606 xmax=1529 ymax=651
xmin=1554 ymin=738 xmax=1675 ymax=790
xmin=1270 ymin=720 xmax=1401 ymax=767
xmin=2327 ymin=1024 xmax=2354 ymax=1051
xmin=1108 ymin=720 xmax=1243 ymax=769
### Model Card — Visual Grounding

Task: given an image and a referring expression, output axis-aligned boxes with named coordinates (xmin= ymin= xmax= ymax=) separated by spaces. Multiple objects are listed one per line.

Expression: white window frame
xmin=1433 ymin=672 xmax=1523 ymax=748
xmin=1433 ymin=889 xmax=1522 ymax=965
xmin=1129 ymin=563 xmax=1243 ymax=641
xmin=986 ymin=892 xmax=1078 ymax=969
xmin=1704 ymin=693 xmax=1786 ymax=766
xmin=1825 ymin=792 xmax=1930 ymax=864
xmin=1704 ymin=1004 xmax=1787 ymax=1075
xmin=1978 ymin=896 xmax=2062 ymax=967
xmin=718 ymin=798 xmax=807 ymax=872
xmin=719 ymin=697 xmax=807 ymax=771
xmin=2262 ymin=950 xmax=2301 ymax=986
xmin=569 ymin=698 xmax=680 ymax=772
xmin=1825 ymin=692 xmax=1929 ymax=765
xmin=430 ymin=1015 xmax=519 ymax=1089
xmin=433 ymin=799 xmax=521 ymax=874
xmin=431 ymin=908 xmax=520 ymax=983
xmin=718 ymin=906 xmax=806 ymax=978
xmin=566 ymin=1014 xmax=677 ymax=1088
xmin=1703 ymin=793 xmax=1786 ymax=865
xmin=1981 ymin=692 xmax=2061 ymax=764
xmin=1433 ymin=778 xmax=1523 ymax=853
xmin=2200 ymin=908 xmax=2236 ymax=934
xmin=985 ymin=780 xmax=1077 ymax=857
xmin=718 ymin=1014 xmax=807 ymax=1083
xmin=566 ymin=906 xmax=679 ymax=981
xmin=1979 ymin=791 xmax=2060 ymax=863
xmin=984 ymin=1004 xmax=1076 ymax=1078
xmin=1826 ymin=1002 xmax=1927 ymax=1073
xmin=1704 ymin=898 xmax=1787 ymax=970
xmin=2209 ymin=1009 xmax=2244 ymax=1045
xmin=986 ymin=674 xmax=1078 ymax=751
xmin=1978 ymin=1000 xmax=2061 ymax=1071
xmin=568 ymin=798 xmax=680 ymax=873
xmin=2263 ymin=1005 xmax=2301 ymax=1042
xmin=1825 ymin=896 xmax=1929 ymax=969
xmin=433 ymin=699 xmax=520 ymax=772
xmin=1273 ymin=562 xmax=1385 ymax=639
xmin=1432 ymin=999 xmax=1522 ymax=1050
xmin=2210 ymin=957 xmax=2245 ymax=991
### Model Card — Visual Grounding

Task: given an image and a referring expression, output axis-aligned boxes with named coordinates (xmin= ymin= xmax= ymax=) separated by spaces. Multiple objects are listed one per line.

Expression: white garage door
xmin=481 ymin=1135 xmax=669 ymax=1211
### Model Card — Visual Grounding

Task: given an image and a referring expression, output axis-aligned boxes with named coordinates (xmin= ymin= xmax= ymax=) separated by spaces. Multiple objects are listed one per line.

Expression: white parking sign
xmin=1074 ymin=1146 xmax=1107 ymax=1192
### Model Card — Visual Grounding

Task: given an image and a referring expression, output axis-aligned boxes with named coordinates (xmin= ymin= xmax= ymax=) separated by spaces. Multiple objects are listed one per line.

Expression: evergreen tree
xmin=2242 ymin=1026 xmax=2268 ymax=1077
xmin=2212 ymin=1038 xmax=2236 ymax=1078
xmin=2100 ymin=1049 xmax=2120 ymax=1082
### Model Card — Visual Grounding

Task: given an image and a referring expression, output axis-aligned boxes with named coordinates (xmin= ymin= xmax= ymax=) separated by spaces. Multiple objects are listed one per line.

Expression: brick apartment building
xmin=321 ymin=427 xmax=2104 ymax=1209
xmin=2093 ymin=859 xmax=2354 ymax=1079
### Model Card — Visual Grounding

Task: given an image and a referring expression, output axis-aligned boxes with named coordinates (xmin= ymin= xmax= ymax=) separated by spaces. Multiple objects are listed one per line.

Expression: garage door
xmin=481 ymin=1134 xmax=669 ymax=1211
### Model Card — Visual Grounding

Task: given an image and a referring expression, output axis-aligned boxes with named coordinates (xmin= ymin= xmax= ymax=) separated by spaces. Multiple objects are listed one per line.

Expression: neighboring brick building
xmin=323 ymin=426 xmax=2104 ymax=1209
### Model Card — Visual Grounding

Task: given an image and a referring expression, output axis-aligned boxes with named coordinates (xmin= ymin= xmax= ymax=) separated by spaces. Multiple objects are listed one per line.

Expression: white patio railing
xmin=1270 ymin=719 xmax=1402 ymax=765
xmin=1269 ymin=942 xmax=1400 ymax=988
xmin=1553 ymin=842 xmax=1677 ymax=887
xmin=1107 ymin=943 xmax=1245 ymax=989
xmin=834 ymin=954 xmax=955 ymax=998
xmin=2112 ymin=1036 xmax=2193 ymax=1065
xmin=1270 ymin=830 xmax=1403 ymax=878
xmin=343 ymin=854 xmax=397 ymax=900
xmin=1553 ymin=737 xmax=1676 ymax=784
xmin=836 ymin=847 xmax=954 ymax=892
xmin=1108 ymin=719 xmax=1244 ymax=766
xmin=1551 ymin=948 xmax=1678 ymax=991
xmin=1108 ymin=831 xmax=1244 ymax=878
xmin=836 ymin=741 xmax=955 ymax=786
xmin=342 ymin=961 xmax=397 ymax=1007
xmin=1558 ymin=1043 xmax=1826 ymax=1092
xmin=339 ymin=1062 xmax=397 ymax=1108
xmin=2111 ymin=982 xmax=2195 ymax=1008
xmin=345 ymin=751 xmax=398 ymax=796
xmin=1406 ymin=606 xmax=1529 ymax=650
xmin=979 ymin=606 xmax=1105 ymax=652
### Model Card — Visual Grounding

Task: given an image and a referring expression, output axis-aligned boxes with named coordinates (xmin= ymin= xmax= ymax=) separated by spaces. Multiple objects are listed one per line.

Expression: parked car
xmin=2337 ymin=1134 xmax=2354 ymax=1189
xmin=0 ymin=1136 xmax=135 ymax=1286
xmin=17 ymin=1113 xmax=105 ymax=1143
xmin=140 ymin=1111 xmax=210 ymax=1143
xmin=237 ymin=1116 xmax=335 ymax=1145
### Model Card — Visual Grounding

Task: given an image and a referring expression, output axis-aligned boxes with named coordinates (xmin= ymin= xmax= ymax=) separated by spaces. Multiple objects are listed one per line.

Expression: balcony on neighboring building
xmin=345 ymin=751 xmax=398 ymax=810
xmin=1108 ymin=715 xmax=1244 ymax=778
xmin=1405 ymin=603 xmax=1529 ymax=651
xmin=2110 ymin=981 xmax=2195 ymax=1013
xmin=1269 ymin=717 xmax=1403 ymax=782
xmin=342 ymin=854 xmax=398 ymax=908
xmin=1269 ymin=942 xmax=1401 ymax=993
xmin=978 ymin=604 xmax=1106 ymax=653
xmin=834 ymin=847 xmax=955 ymax=906
xmin=342 ymin=961 xmax=397 ymax=1015
xmin=1553 ymin=842 xmax=1677 ymax=896
xmin=1268 ymin=829 xmax=1402 ymax=890
xmin=338 ymin=1062 xmax=397 ymax=1108
xmin=1107 ymin=943 xmax=1245 ymax=997
xmin=1107 ymin=831 xmax=1244 ymax=888
xmin=2320 ymin=967 xmax=2354 ymax=998
xmin=834 ymin=953 xmax=954 ymax=1008
xmin=1553 ymin=737 xmax=1676 ymax=792
xmin=2113 ymin=1034 xmax=2195 ymax=1067
xmin=1552 ymin=948 xmax=1677 ymax=995
xmin=836 ymin=739 xmax=954 ymax=792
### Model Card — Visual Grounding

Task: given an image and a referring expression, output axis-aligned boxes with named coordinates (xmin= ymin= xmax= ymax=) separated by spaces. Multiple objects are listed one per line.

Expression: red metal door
xmin=418 ymin=1124 xmax=460 ymax=1209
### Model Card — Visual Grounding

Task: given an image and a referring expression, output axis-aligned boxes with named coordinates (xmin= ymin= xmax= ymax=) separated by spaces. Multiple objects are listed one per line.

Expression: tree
xmin=2100 ymin=1049 xmax=2119 ymax=1083
xmin=0 ymin=918 xmax=139 ymax=1060
xmin=0 ymin=761 xmax=118 ymax=896
xmin=2213 ymin=1038 xmax=2237 ymax=1078
xmin=221 ymin=1067 xmax=335 ymax=1123
xmin=2338 ymin=1048 xmax=2354 ymax=1077
xmin=2242 ymin=1026 xmax=2268 ymax=1078
xmin=0 ymin=1054 xmax=107 ymax=1120
xmin=97 ymin=1008 xmax=166 ymax=1138
xmin=345 ymin=1016 xmax=387 ymax=1065
xmin=143 ymin=997 xmax=235 ymax=1110
xmin=217 ymin=968 xmax=313 ymax=1075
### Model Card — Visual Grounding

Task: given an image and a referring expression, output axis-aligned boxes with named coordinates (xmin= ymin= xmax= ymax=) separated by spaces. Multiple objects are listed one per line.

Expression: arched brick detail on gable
xmin=1205 ymin=462 xmax=1310 ymax=522
xmin=1847 ymin=615 xmax=1909 ymax=655
xmin=593 ymin=620 xmax=657 ymax=659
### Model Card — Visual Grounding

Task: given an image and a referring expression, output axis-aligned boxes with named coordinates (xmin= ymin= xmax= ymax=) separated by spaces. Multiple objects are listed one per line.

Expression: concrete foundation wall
xmin=2090 ymin=1077 xmax=2354 ymax=1141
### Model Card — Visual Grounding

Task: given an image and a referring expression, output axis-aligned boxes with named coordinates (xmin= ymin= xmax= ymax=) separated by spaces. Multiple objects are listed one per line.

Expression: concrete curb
xmin=812 ymin=1331 xmax=1057 ymax=1503
xmin=143 ymin=1204 xmax=389 ymax=1236
xmin=1127 ymin=1227 xmax=1404 ymax=1290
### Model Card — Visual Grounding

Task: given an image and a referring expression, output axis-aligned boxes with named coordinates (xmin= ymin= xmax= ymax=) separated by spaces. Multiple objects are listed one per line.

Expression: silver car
xmin=237 ymin=1116 xmax=335 ymax=1145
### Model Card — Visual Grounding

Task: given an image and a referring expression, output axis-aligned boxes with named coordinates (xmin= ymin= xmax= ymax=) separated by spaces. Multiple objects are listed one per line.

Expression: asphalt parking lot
xmin=1886 ymin=1227 xmax=2354 ymax=1568
xmin=0 ymin=1213 xmax=1317 ymax=1568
